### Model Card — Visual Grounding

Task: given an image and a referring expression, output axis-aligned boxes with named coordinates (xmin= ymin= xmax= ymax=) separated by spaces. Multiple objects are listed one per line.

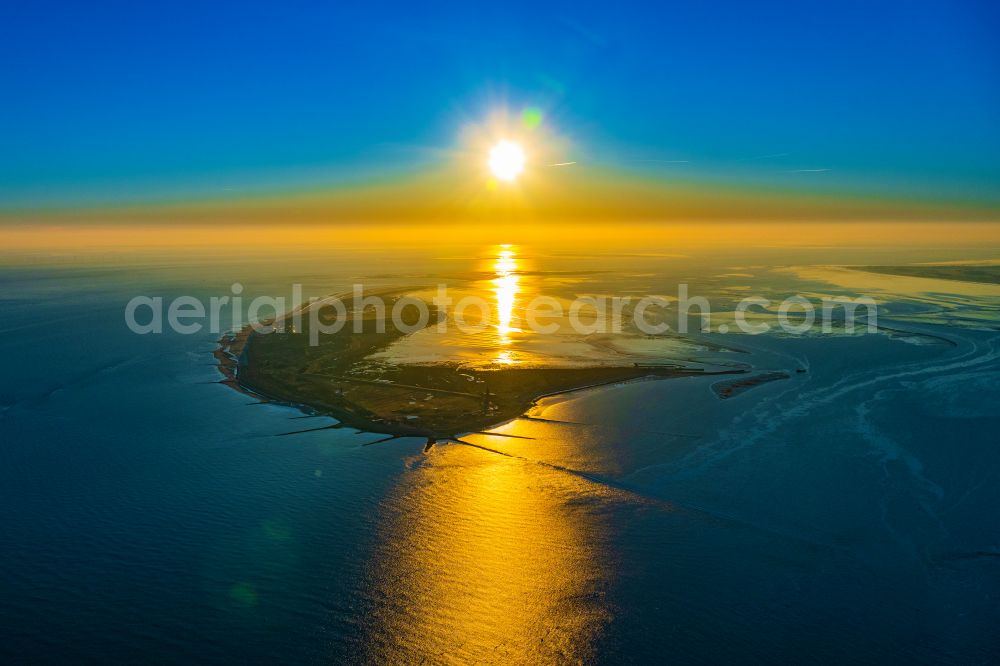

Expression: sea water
xmin=1 ymin=237 xmax=998 ymax=663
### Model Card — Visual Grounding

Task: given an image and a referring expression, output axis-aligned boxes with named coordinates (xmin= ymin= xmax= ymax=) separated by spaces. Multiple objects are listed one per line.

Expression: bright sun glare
xmin=488 ymin=140 xmax=526 ymax=182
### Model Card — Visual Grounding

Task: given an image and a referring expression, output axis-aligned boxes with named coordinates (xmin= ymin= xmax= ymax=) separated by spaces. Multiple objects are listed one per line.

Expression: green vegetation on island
xmin=218 ymin=292 xmax=735 ymax=440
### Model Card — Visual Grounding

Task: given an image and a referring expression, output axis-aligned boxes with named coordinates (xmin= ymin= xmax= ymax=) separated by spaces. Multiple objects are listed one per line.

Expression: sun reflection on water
xmin=354 ymin=443 xmax=613 ymax=663
xmin=492 ymin=245 xmax=521 ymax=363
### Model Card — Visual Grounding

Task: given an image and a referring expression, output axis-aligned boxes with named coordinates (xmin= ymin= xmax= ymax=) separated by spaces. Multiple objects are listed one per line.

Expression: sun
xmin=488 ymin=140 xmax=526 ymax=182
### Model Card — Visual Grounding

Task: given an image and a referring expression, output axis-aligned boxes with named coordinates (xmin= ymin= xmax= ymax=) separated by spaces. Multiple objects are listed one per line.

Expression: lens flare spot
xmin=521 ymin=107 xmax=543 ymax=130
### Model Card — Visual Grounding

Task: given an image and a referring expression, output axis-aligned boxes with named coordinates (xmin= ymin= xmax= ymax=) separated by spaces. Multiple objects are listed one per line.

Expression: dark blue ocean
xmin=2 ymin=250 xmax=999 ymax=664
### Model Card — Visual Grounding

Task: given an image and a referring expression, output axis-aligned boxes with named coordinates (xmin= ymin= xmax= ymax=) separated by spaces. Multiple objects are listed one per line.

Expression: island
xmin=216 ymin=290 xmax=743 ymax=440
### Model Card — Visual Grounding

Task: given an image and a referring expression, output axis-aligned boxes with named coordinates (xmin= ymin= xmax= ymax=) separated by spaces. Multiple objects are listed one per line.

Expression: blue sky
xmin=1 ymin=0 xmax=997 ymax=208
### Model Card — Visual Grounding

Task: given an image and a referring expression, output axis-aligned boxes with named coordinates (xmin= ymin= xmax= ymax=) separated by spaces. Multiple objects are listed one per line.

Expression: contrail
xmin=546 ymin=161 xmax=577 ymax=166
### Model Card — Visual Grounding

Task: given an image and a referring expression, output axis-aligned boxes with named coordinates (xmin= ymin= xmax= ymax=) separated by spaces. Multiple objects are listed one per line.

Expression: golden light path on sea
xmin=353 ymin=441 xmax=615 ymax=663
xmin=492 ymin=245 xmax=521 ymax=364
